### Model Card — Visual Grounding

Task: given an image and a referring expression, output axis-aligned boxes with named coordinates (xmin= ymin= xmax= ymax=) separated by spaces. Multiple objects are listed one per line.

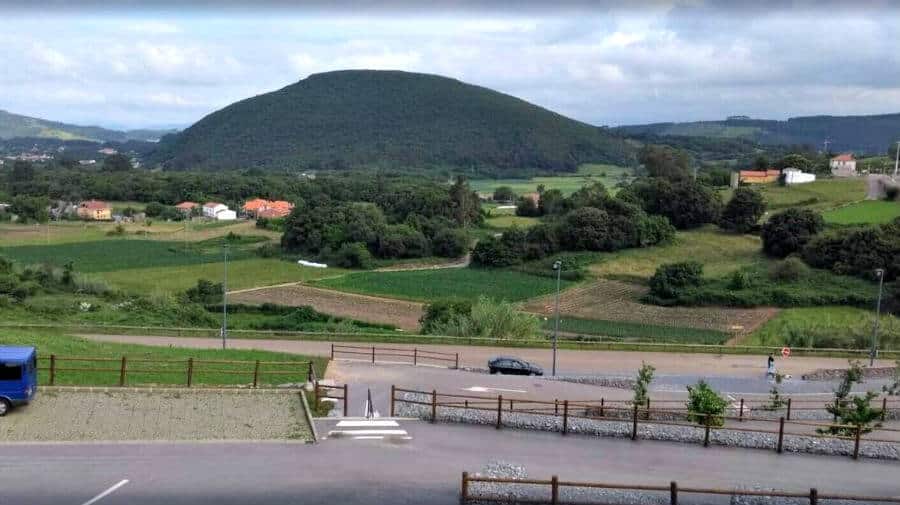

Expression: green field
xmin=99 ymin=259 xmax=347 ymax=293
xmin=313 ymin=267 xmax=574 ymax=302
xmin=544 ymin=316 xmax=729 ymax=345
xmin=470 ymin=164 xmax=632 ymax=197
xmin=0 ymin=330 xmax=327 ymax=387
xmin=746 ymin=306 xmax=900 ymax=350
xmin=589 ymin=226 xmax=766 ymax=281
xmin=0 ymin=220 xmax=275 ymax=247
xmin=752 ymin=179 xmax=867 ymax=212
xmin=484 ymin=215 xmax=541 ymax=229
xmin=823 ymin=200 xmax=900 ymax=225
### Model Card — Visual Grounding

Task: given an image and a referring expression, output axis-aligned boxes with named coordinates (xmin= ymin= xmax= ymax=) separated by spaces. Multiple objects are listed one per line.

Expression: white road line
xmin=464 ymin=386 xmax=527 ymax=393
xmin=81 ymin=479 xmax=129 ymax=505
xmin=352 ymin=436 xmax=385 ymax=440
xmin=337 ymin=420 xmax=399 ymax=428
xmin=328 ymin=429 xmax=408 ymax=436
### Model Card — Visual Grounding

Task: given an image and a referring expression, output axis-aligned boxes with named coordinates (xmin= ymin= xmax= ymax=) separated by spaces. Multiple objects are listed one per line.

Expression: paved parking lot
xmin=0 ymin=388 xmax=311 ymax=442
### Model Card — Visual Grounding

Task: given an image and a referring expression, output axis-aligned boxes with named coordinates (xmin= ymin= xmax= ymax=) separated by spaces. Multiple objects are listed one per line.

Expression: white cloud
xmin=147 ymin=92 xmax=195 ymax=107
xmin=28 ymin=43 xmax=75 ymax=73
xmin=126 ymin=21 xmax=181 ymax=34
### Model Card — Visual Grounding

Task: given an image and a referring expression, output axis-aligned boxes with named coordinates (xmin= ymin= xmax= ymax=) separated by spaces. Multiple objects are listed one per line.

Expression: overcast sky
xmin=2 ymin=1 xmax=899 ymax=130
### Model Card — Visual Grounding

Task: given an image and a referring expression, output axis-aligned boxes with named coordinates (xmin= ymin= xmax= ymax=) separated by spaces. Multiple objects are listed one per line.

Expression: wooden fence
xmin=392 ymin=387 xmax=900 ymax=460
xmin=461 ymin=473 xmax=900 ymax=504
xmin=331 ymin=343 xmax=458 ymax=369
xmin=38 ymin=355 xmax=316 ymax=388
xmin=314 ymin=381 xmax=348 ymax=416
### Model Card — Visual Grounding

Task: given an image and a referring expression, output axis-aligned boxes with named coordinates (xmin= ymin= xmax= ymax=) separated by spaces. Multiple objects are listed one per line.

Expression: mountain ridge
xmin=0 ymin=109 xmax=176 ymax=143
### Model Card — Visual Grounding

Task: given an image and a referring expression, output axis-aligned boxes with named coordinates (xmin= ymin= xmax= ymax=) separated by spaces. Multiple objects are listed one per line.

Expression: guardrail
xmin=314 ymin=381 xmax=348 ymax=416
xmin=460 ymin=473 xmax=900 ymax=504
xmin=38 ymin=355 xmax=315 ymax=388
xmin=331 ymin=343 xmax=459 ymax=369
xmin=392 ymin=387 xmax=900 ymax=460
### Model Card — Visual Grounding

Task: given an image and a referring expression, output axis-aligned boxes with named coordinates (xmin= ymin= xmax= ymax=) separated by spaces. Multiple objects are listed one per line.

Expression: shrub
xmin=632 ymin=362 xmax=655 ymax=407
xmin=621 ymin=178 xmax=722 ymax=230
xmin=515 ymin=196 xmax=540 ymax=217
xmin=255 ymin=243 xmax=280 ymax=258
xmin=183 ymin=279 xmax=224 ymax=304
xmin=471 ymin=235 xmax=522 ymax=267
xmin=761 ymin=208 xmax=824 ymax=258
xmin=727 ymin=270 xmax=754 ymax=290
xmin=492 ymin=186 xmax=516 ymax=202
xmin=769 ymin=257 xmax=809 ymax=282
xmin=802 ymin=222 xmax=900 ymax=281
xmin=420 ymin=299 xmax=473 ymax=334
xmin=333 ymin=242 xmax=374 ymax=269
xmin=820 ymin=361 xmax=883 ymax=435
xmin=886 ymin=186 xmax=900 ymax=202
xmin=431 ymin=296 xmax=540 ymax=340
xmin=719 ymin=187 xmax=765 ymax=233
xmin=648 ymin=261 xmax=704 ymax=299
xmin=430 ymin=227 xmax=469 ymax=258
xmin=377 ymin=225 xmax=429 ymax=259
xmin=686 ymin=380 xmax=727 ymax=427
xmin=636 ymin=214 xmax=676 ymax=247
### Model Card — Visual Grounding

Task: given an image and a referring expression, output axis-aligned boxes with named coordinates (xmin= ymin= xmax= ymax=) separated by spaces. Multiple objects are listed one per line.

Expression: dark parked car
xmin=488 ymin=356 xmax=543 ymax=376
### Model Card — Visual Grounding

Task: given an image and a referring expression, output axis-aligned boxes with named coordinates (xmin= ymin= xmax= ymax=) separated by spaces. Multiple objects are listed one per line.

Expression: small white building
xmin=830 ymin=154 xmax=857 ymax=177
xmin=783 ymin=167 xmax=816 ymax=185
xmin=215 ymin=209 xmax=236 ymax=221
xmin=202 ymin=202 xmax=228 ymax=218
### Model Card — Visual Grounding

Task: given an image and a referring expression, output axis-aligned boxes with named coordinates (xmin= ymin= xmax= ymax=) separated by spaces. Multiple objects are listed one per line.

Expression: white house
xmin=215 ymin=209 xmax=237 ymax=221
xmin=783 ymin=167 xmax=816 ymax=185
xmin=202 ymin=202 xmax=228 ymax=218
xmin=830 ymin=154 xmax=857 ymax=177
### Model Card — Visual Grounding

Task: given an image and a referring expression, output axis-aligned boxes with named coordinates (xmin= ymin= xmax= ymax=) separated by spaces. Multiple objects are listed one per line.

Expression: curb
xmin=40 ymin=386 xmax=304 ymax=394
xmin=299 ymin=389 xmax=319 ymax=444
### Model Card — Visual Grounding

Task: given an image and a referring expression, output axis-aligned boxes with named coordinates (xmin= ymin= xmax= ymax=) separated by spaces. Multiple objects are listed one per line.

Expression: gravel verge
xmin=0 ymin=389 xmax=311 ymax=442
xmin=398 ymin=393 xmax=899 ymax=461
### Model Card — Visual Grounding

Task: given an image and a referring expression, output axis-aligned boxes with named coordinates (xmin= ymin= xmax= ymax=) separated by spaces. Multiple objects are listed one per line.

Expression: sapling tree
xmin=686 ymin=380 xmax=728 ymax=427
xmin=765 ymin=373 xmax=786 ymax=411
xmin=883 ymin=360 xmax=900 ymax=396
xmin=820 ymin=361 xmax=883 ymax=436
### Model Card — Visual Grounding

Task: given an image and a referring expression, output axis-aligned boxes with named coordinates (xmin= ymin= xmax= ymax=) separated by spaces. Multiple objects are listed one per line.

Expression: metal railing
xmin=331 ymin=343 xmax=459 ymax=369
xmin=392 ymin=387 xmax=900 ymax=460
xmin=38 ymin=355 xmax=315 ymax=388
xmin=460 ymin=473 xmax=900 ymax=504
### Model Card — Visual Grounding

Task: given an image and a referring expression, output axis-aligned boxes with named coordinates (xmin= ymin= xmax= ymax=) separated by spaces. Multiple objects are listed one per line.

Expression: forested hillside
xmin=0 ymin=109 xmax=174 ymax=142
xmin=150 ymin=70 xmax=634 ymax=175
xmin=616 ymin=113 xmax=900 ymax=154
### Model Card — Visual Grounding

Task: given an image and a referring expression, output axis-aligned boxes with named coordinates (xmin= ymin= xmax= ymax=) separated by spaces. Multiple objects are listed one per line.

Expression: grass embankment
xmin=824 ymin=200 xmax=900 ymax=225
xmin=746 ymin=306 xmax=900 ymax=350
xmin=313 ymin=267 xmax=574 ymax=302
xmin=0 ymin=330 xmax=328 ymax=387
xmin=758 ymin=179 xmax=867 ymax=212
xmin=543 ymin=317 xmax=729 ymax=345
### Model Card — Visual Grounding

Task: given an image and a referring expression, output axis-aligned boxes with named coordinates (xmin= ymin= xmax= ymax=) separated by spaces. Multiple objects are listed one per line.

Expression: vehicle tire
xmin=489 ymin=368 xmax=497 ymax=374
xmin=0 ymin=398 xmax=10 ymax=417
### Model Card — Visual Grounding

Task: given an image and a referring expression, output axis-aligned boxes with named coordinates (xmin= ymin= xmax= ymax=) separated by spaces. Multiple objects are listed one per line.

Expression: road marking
xmin=81 ymin=479 xmax=129 ymax=505
xmin=464 ymin=386 xmax=527 ymax=394
xmin=337 ymin=420 xmax=399 ymax=428
xmin=329 ymin=429 xmax=409 ymax=436
xmin=353 ymin=436 xmax=386 ymax=440
xmin=727 ymin=394 xmax=742 ymax=410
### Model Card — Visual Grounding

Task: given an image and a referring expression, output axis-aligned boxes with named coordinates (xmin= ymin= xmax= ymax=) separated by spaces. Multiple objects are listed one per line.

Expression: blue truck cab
xmin=0 ymin=346 xmax=38 ymax=416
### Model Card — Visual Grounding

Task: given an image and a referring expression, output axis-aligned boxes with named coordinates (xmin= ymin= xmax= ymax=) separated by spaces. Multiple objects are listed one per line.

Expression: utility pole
xmin=222 ymin=244 xmax=229 ymax=350
xmin=871 ymin=268 xmax=885 ymax=366
xmin=893 ymin=141 xmax=900 ymax=179
xmin=552 ymin=260 xmax=562 ymax=377
xmin=823 ymin=139 xmax=831 ymax=154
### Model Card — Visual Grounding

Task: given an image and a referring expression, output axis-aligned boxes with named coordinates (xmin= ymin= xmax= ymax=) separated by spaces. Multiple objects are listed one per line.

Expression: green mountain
xmin=0 ymin=109 xmax=175 ymax=142
xmin=616 ymin=113 xmax=900 ymax=155
xmin=151 ymin=70 xmax=634 ymax=174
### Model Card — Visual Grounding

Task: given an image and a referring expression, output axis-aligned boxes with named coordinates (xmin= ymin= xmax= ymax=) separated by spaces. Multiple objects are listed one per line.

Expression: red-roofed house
xmin=739 ymin=169 xmax=781 ymax=184
xmin=174 ymin=201 xmax=199 ymax=215
xmin=242 ymin=198 xmax=269 ymax=215
xmin=830 ymin=154 xmax=857 ymax=177
xmin=77 ymin=200 xmax=111 ymax=221
xmin=242 ymin=198 xmax=294 ymax=219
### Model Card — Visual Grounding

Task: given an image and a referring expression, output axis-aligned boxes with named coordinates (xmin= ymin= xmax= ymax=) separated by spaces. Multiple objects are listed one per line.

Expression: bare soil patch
xmin=0 ymin=389 xmax=310 ymax=442
xmin=230 ymin=283 xmax=424 ymax=331
xmin=523 ymin=279 xmax=777 ymax=334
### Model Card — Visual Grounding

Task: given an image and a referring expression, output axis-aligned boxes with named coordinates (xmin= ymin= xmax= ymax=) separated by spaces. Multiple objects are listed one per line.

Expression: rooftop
xmin=0 ymin=346 xmax=36 ymax=363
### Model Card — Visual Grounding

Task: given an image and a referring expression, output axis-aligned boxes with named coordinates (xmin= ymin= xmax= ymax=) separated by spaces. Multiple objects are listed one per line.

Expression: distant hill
xmin=150 ymin=70 xmax=634 ymax=174
xmin=0 ymin=109 xmax=176 ymax=142
xmin=616 ymin=113 xmax=900 ymax=155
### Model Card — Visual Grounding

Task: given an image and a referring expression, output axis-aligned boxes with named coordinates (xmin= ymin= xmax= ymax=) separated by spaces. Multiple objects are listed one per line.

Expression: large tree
xmin=719 ymin=188 xmax=766 ymax=233
xmin=103 ymin=153 xmax=133 ymax=172
xmin=761 ymin=208 xmax=824 ymax=258
xmin=639 ymin=145 xmax=692 ymax=180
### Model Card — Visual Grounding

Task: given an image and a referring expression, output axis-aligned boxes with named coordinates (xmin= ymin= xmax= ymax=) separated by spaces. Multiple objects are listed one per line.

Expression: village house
xmin=202 ymin=202 xmax=236 ymax=220
xmin=174 ymin=201 xmax=199 ymax=215
xmin=76 ymin=200 xmax=112 ymax=221
xmin=783 ymin=167 xmax=816 ymax=185
xmin=241 ymin=198 xmax=294 ymax=219
xmin=738 ymin=169 xmax=781 ymax=184
xmin=830 ymin=153 xmax=857 ymax=177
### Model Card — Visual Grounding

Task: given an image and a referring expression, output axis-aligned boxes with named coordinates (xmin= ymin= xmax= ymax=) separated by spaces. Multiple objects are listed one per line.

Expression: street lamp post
xmin=893 ymin=141 xmax=900 ymax=179
xmin=222 ymin=244 xmax=229 ymax=350
xmin=552 ymin=260 xmax=562 ymax=377
xmin=871 ymin=268 xmax=885 ymax=366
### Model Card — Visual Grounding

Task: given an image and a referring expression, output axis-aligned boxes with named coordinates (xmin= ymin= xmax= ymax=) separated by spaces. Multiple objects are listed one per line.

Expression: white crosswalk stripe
xmin=325 ymin=419 xmax=412 ymax=441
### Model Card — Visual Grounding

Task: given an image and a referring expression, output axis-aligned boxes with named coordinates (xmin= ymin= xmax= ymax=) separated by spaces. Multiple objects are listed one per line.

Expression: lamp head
xmin=553 ymin=260 xmax=561 ymax=270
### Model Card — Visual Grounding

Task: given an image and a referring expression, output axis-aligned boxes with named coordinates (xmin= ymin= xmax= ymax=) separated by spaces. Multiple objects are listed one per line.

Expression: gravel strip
xmin=398 ymin=393 xmax=899 ymax=461
xmin=1 ymin=390 xmax=311 ymax=441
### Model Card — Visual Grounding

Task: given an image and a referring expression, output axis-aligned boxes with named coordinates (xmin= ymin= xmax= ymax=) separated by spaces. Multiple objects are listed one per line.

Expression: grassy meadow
xmin=746 ymin=306 xmax=900 ymax=350
xmin=313 ymin=267 xmax=574 ymax=302
xmin=823 ymin=200 xmax=900 ymax=225
xmin=544 ymin=316 xmax=729 ymax=345
xmin=470 ymin=163 xmax=632 ymax=197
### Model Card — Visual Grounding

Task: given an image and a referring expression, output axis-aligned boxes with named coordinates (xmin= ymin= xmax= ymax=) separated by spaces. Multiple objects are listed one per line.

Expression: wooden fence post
xmin=49 ymin=354 xmax=56 ymax=386
xmin=307 ymin=362 xmax=313 ymax=383
xmin=670 ymin=481 xmax=678 ymax=505
xmin=809 ymin=488 xmax=817 ymax=505
xmin=455 ymin=353 xmax=459 ymax=370
xmin=461 ymin=472 xmax=469 ymax=504
xmin=509 ymin=399 xmax=514 ymax=411
xmin=853 ymin=425 xmax=861 ymax=460
xmin=882 ymin=397 xmax=887 ymax=422
xmin=330 ymin=343 xmax=334 ymax=360
xmin=550 ymin=475 xmax=559 ymax=505
xmin=704 ymin=424 xmax=711 ymax=447
xmin=431 ymin=389 xmax=437 ymax=423
xmin=739 ymin=398 xmax=744 ymax=422
xmin=562 ymin=400 xmax=569 ymax=435
xmin=186 ymin=358 xmax=194 ymax=387
xmin=413 ymin=348 xmax=417 ymax=366
xmin=390 ymin=385 xmax=396 ymax=417
xmin=777 ymin=417 xmax=785 ymax=454
xmin=600 ymin=398 xmax=605 ymax=417
xmin=631 ymin=404 xmax=639 ymax=440
xmin=314 ymin=381 xmax=320 ymax=405
xmin=786 ymin=398 xmax=792 ymax=420
xmin=554 ymin=399 xmax=559 ymax=415
xmin=343 ymin=384 xmax=348 ymax=417
xmin=496 ymin=395 xmax=503 ymax=429
xmin=372 ymin=346 xmax=376 ymax=364
xmin=252 ymin=360 xmax=261 ymax=388
xmin=119 ymin=356 xmax=127 ymax=387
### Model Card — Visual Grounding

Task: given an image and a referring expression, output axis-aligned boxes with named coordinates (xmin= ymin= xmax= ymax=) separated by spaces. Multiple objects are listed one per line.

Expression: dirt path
xmin=78 ymin=334 xmax=893 ymax=378
xmin=374 ymin=253 xmax=471 ymax=272
xmin=523 ymin=279 xmax=779 ymax=334
xmin=229 ymin=283 xmax=424 ymax=331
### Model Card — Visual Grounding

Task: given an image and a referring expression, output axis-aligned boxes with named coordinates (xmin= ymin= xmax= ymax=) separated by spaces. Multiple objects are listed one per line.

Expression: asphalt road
xmin=2 ymin=423 xmax=899 ymax=505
